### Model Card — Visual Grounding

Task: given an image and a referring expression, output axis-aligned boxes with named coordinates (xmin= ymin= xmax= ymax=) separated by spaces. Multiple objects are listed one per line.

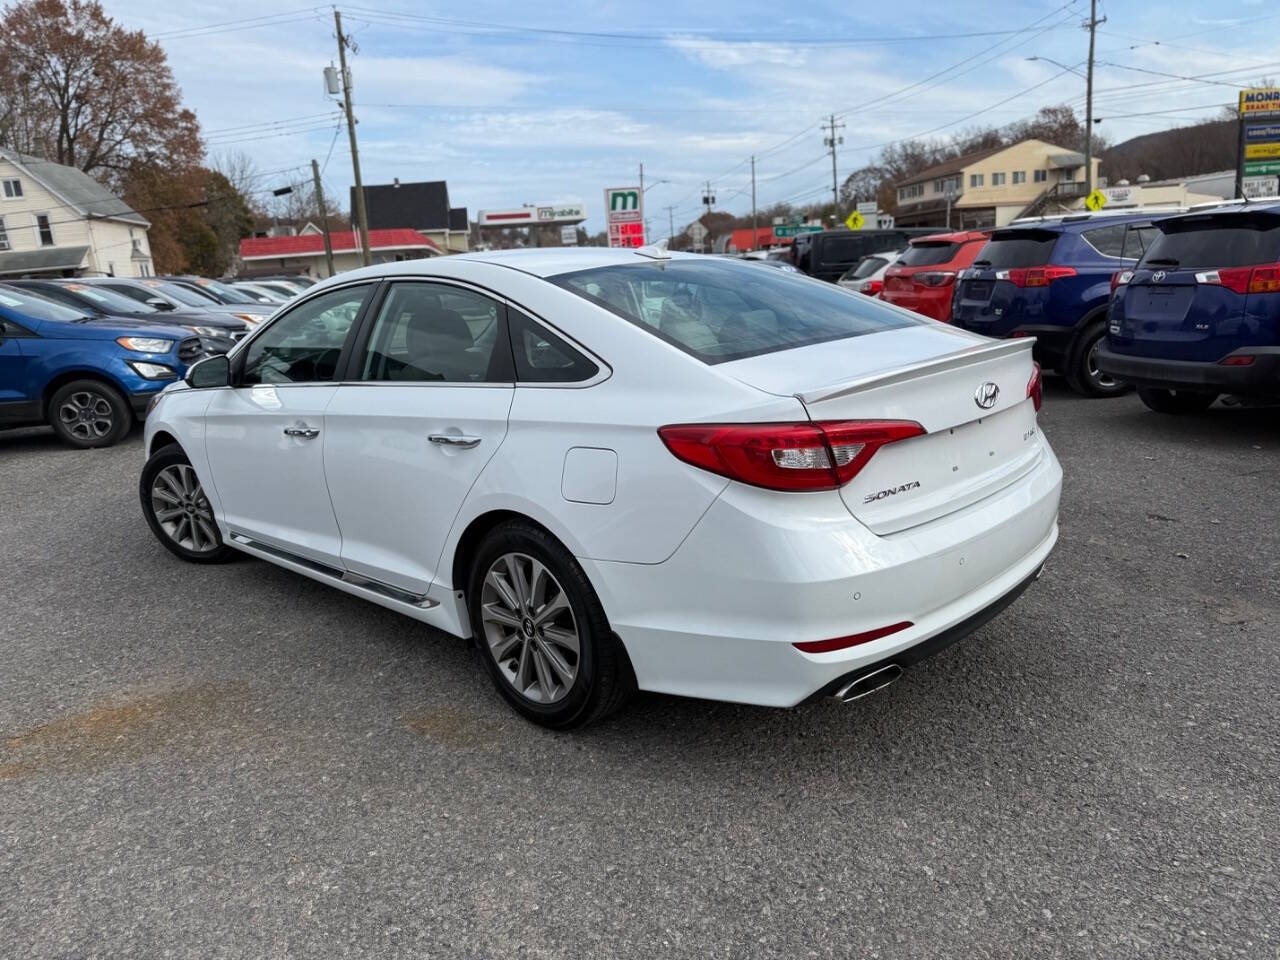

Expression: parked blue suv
xmin=0 ymin=284 xmax=205 ymax=447
xmin=952 ymin=211 xmax=1168 ymax=397
xmin=1098 ymin=201 xmax=1280 ymax=413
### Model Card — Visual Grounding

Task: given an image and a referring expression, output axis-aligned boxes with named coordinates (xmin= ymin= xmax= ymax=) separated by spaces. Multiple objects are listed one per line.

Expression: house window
xmin=1034 ymin=169 xmax=1048 ymax=183
xmin=991 ymin=172 xmax=1007 ymax=186
xmin=1 ymin=178 xmax=22 ymax=199
xmin=1063 ymin=167 xmax=1076 ymax=182
xmin=139 ymin=262 xmax=151 ymax=277
xmin=0 ymin=216 xmax=9 ymax=251
xmin=34 ymin=213 xmax=54 ymax=247
xmin=969 ymin=173 xmax=984 ymax=188
xmin=898 ymin=183 xmax=924 ymax=201
xmin=1012 ymin=171 xmax=1026 ymax=184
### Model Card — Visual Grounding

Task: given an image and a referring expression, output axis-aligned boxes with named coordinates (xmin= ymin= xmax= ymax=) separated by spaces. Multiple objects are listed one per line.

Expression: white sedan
xmin=140 ymin=247 xmax=1062 ymax=728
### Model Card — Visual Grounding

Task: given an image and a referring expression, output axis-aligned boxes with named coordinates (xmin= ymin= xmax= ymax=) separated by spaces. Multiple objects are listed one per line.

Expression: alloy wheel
xmin=150 ymin=464 xmax=219 ymax=553
xmin=1086 ymin=340 xmax=1118 ymax=389
xmin=480 ymin=552 xmax=580 ymax=704
xmin=58 ymin=391 xmax=114 ymax=441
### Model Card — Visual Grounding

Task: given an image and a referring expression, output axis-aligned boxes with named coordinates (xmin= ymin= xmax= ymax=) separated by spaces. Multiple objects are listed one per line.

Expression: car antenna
xmin=634 ymin=239 xmax=671 ymax=261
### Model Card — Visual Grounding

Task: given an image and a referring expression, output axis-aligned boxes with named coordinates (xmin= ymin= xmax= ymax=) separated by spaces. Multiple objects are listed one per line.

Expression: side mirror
xmin=185 ymin=353 xmax=231 ymax=388
xmin=147 ymin=298 xmax=175 ymax=311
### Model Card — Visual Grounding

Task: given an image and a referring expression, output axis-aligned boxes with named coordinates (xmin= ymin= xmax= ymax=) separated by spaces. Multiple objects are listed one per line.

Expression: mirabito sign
xmin=1237 ymin=88 xmax=1280 ymax=198
xmin=604 ymin=186 xmax=644 ymax=248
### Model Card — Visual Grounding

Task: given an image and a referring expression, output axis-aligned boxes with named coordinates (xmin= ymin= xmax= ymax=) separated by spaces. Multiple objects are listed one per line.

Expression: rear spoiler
xmin=796 ymin=338 xmax=1035 ymax=404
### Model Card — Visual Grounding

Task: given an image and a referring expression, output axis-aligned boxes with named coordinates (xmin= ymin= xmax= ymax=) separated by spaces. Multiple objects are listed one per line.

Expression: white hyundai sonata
xmin=140 ymin=247 xmax=1061 ymax=728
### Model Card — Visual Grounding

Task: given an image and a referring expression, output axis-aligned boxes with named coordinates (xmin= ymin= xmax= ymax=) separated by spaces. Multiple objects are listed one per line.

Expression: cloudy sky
xmin=102 ymin=0 xmax=1280 ymax=234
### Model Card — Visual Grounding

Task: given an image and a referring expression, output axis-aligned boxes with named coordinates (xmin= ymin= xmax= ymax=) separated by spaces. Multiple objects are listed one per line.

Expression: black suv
xmin=792 ymin=228 xmax=936 ymax=282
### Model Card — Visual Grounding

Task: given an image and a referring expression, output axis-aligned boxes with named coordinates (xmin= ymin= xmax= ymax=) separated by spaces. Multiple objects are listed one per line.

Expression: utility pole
xmin=664 ymin=204 xmax=676 ymax=247
xmin=702 ymin=181 xmax=715 ymax=213
xmin=311 ymin=159 xmax=335 ymax=277
xmin=335 ymin=10 xmax=371 ymax=266
xmin=750 ymin=155 xmax=758 ymax=250
xmin=638 ymin=162 xmax=645 ymax=243
xmin=1083 ymin=0 xmax=1105 ymax=196
xmin=822 ymin=114 xmax=845 ymax=216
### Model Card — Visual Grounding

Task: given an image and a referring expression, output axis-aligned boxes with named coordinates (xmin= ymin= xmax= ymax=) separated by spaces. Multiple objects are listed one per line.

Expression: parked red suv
xmin=880 ymin=230 xmax=990 ymax=322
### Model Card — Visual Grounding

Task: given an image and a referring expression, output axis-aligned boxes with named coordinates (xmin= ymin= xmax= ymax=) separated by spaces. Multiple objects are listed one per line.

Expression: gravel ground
xmin=1 ymin=381 xmax=1277 ymax=959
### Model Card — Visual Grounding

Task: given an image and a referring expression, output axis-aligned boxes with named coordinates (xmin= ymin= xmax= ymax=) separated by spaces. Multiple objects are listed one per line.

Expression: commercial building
xmin=353 ymin=180 xmax=469 ymax=253
xmin=0 ymin=147 xmax=153 ymax=278
xmin=893 ymin=139 xmax=1102 ymax=229
xmin=239 ymin=227 xmax=441 ymax=279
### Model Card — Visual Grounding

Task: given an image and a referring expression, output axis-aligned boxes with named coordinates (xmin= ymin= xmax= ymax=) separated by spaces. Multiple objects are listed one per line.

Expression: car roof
xmin=330 ymin=247 xmax=740 ymax=282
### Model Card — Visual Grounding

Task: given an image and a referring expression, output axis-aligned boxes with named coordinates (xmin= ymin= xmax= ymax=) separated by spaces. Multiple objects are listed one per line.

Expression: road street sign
xmin=560 ymin=225 xmax=578 ymax=245
xmin=1084 ymin=189 xmax=1108 ymax=212
xmin=1243 ymin=175 xmax=1279 ymax=198
xmin=856 ymin=201 xmax=877 ymax=216
xmin=688 ymin=221 xmax=708 ymax=244
xmin=604 ymin=186 xmax=643 ymax=248
xmin=844 ymin=211 xmax=865 ymax=231
xmin=774 ymin=224 xmax=822 ymax=237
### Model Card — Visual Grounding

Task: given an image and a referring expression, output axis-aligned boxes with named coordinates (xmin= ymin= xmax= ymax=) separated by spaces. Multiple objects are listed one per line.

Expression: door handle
xmin=283 ymin=426 xmax=320 ymax=439
xmin=428 ymin=434 xmax=482 ymax=449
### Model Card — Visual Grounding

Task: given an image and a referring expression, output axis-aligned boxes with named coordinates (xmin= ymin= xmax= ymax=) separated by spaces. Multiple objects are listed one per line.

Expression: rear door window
xmin=847 ymin=256 xmax=889 ymax=280
xmin=821 ymin=235 xmax=867 ymax=263
xmin=973 ymin=230 xmax=1058 ymax=268
xmin=1081 ymin=224 xmax=1131 ymax=258
xmin=1142 ymin=214 xmax=1280 ymax=268
xmin=898 ymin=242 xmax=960 ymax=267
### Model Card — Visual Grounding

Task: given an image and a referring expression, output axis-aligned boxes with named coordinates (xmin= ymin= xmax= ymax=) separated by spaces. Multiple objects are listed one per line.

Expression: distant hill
xmin=1101 ymin=118 xmax=1236 ymax=183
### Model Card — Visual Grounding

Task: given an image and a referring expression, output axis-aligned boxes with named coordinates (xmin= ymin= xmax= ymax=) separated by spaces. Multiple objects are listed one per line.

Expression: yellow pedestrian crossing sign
xmin=845 ymin=210 xmax=865 ymax=230
xmin=1085 ymin=189 xmax=1107 ymax=212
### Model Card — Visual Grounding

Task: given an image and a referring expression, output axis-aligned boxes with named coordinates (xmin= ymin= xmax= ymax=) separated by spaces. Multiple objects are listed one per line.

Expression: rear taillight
xmin=1219 ymin=354 xmax=1255 ymax=366
xmin=1195 ymin=264 xmax=1280 ymax=294
xmin=914 ymin=271 xmax=956 ymax=287
xmin=997 ymin=265 xmax=1077 ymax=287
xmin=1027 ymin=362 xmax=1042 ymax=412
xmin=1110 ymin=270 xmax=1133 ymax=295
xmin=657 ymin=420 xmax=926 ymax=492
xmin=859 ymin=279 xmax=883 ymax=296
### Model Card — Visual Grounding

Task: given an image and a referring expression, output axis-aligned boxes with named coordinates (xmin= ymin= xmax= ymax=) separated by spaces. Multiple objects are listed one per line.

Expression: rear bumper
xmin=882 ymin=289 xmax=952 ymax=322
xmin=582 ymin=446 xmax=1062 ymax=708
xmin=1096 ymin=344 xmax=1280 ymax=395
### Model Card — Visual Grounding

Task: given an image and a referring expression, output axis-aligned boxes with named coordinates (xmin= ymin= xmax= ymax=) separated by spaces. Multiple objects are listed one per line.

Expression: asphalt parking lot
xmin=1 ymin=381 xmax=1277 ymax=959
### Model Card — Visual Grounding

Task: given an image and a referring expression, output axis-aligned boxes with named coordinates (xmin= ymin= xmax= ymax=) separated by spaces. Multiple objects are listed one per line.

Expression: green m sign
xmin=607 ymin=188 xmax=640 ymax=212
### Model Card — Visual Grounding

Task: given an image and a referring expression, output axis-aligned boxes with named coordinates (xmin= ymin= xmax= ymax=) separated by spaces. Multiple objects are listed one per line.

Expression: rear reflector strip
xmin=793 ymin=621 xmax=913 ymax=654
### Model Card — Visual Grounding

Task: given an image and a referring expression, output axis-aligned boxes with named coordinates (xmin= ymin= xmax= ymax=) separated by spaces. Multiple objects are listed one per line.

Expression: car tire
xmin=139 ymin=444 xmax=238 ymax=564
xmin=1064 ymin=320 xmax=1131 ymax=398
xmin=467 ymin=520 xmax=632 ymax=729
xmin=47 ymin=379 xmax=132 ymax=448
xmin=1137 ymin=388 xmax=1219 ymax=415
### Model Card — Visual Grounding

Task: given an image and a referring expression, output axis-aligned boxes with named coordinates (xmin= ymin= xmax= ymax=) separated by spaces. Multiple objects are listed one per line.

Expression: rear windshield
xmin=846 ymin=256 xmax=889 ymax=280
xmin=1143 ymin=214 xmax=1280 ymax=269
xmin=898 ymin=242 xmax=960 ymax=267
xmin=52 ymin=283 xmax=155 ymax=314
xmin=552 ymin=259 xmax=925 ymax=364
xmin=973 ymin=231 xmax=1058 ymax=269
xmin=0 ymin=285 xmax=84 ymax=323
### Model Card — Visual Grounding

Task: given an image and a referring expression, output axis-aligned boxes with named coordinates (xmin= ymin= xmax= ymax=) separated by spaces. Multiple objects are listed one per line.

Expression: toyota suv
xmin=1098 ymin=201 xmax=1280 ymax=413
xmin=952 ymin=212 xmax=1173 ymax=396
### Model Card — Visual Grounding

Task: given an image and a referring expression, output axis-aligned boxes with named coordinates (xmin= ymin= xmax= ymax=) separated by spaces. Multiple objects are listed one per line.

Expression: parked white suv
xmin=141 ymin=248 xmax=1061 ymax=728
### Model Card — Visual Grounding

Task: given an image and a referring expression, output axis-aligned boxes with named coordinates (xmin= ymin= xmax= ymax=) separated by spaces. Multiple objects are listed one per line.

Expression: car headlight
xmin=184 ymin=325 xmax=223 ymax=338
xmin=116 ymin=336 xmax=174 ymax=353
xmin=128 ymin=361 xmax=178 ymax=380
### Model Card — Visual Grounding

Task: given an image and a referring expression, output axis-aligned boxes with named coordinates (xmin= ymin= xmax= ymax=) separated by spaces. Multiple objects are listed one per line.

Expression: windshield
xmin=898 ymin=242 xmax=960 ymax=267
xmin=552 ymin=258 xmax=925 ymax=364
xmin=845 ymin=256 xmax=889 ymax=281
xmin=144 ymin=280 xmax=213 ymax=307
xmin=56 ymin=283 xmax=157 ymax=314
xmin=973 ymin=231 xmax=1058 ymax=269
xmin=196 ymin=279 xmax=256 ymax=303
xmin=0 ymin=285 xmax=86 ymax=323
xmin=1142 ymin=214 xmax=1280 ymax=269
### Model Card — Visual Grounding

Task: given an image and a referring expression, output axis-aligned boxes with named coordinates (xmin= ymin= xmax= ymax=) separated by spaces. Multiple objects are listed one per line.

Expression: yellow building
xmin=894 ymin=139 xmax=1102 ymax=229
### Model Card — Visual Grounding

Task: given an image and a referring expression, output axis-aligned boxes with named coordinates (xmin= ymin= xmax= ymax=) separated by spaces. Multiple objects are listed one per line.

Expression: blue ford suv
xmin=1098 ymin=201 xmax=1280 ymax=413
xmin=952 ymin=212 xmax=1168 ymax=397
xmin=0 ymin=284 xmax=206 ymax=447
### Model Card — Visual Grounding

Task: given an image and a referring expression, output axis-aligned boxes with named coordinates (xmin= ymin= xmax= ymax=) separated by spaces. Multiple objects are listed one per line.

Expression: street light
xmin=643 ymin=178 xmax=671 ymax=193
xmin=1025 ymin=56 xmax=1087 ymax=80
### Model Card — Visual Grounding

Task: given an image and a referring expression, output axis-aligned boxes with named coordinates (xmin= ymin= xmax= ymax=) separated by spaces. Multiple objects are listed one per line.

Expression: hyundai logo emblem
xmin=974 ymin=381 xmax=1000 ymax=409
xmin=1153 ymin=270 xmax=1166 ymax=282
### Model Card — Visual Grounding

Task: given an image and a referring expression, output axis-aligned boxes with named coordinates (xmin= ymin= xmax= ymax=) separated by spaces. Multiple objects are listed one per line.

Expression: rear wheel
xmin=140 ymin=444 xmax=237 ymax=563
xmin=1137 ymin=388 xmax=1218 ymax=414
xmin=48 ymin=379 xmax=132 ymax=448
xmin=1064 ymin=320 xmax=1130 ymax=398
xmin=467 ymin=521 xmax=631 ymax=729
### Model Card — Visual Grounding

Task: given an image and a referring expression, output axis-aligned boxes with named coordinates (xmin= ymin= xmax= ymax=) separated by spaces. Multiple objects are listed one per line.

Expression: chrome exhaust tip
xmin=833 ymin=663 xmax=903 ymax=703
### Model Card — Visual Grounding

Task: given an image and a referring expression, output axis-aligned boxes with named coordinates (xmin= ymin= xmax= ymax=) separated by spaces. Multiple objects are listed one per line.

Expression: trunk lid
xmin=722 ymin=326 xmax=1045 ymax=534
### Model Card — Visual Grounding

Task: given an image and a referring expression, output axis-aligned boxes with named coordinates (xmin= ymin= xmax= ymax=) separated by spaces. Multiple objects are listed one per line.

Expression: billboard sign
xmin=1243 ymin=175 xmax=1279 ymax=199
xmin=1237 ymin=89 xmax=1280 ymax=197
xmin=604 ymin=186 xmax=644 ymax=248
xmin=477 ymin=204 xmax=585 ymax=227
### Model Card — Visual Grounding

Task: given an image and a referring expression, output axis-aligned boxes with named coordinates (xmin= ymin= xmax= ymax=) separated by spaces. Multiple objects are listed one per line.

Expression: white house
xmin=0 ymin=147 xmax=154 ymax=279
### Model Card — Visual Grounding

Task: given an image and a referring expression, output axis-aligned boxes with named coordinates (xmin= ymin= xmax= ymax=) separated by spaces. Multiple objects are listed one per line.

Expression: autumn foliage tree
xmin=0 ymin=0 xmax=252 ymax=272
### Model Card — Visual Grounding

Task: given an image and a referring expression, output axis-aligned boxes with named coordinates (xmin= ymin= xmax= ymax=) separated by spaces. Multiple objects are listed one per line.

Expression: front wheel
xmin=139 ymin=444 xmax=238 ymax=563
xmin=1137 ymin=388 xmax=1218 ymax=415
xmin=1064 ymin=321 xmax=1131 ymax=398
xmin=467 ymin=521 xmax=631 ymax=729
xmin=48 ymin=379 xmax=132 ymax=448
